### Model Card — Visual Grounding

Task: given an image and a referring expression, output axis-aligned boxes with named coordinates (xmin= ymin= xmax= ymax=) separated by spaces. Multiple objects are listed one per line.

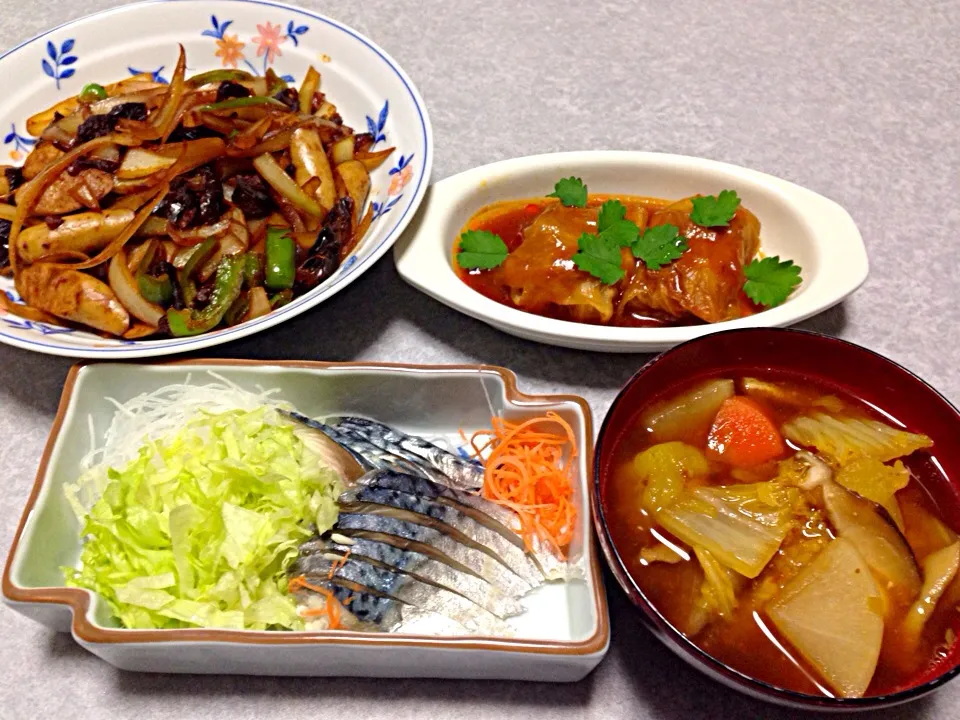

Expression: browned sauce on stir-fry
xmin=455 ymin=195 xmax=762 ymax=327
xmin=604 ymin=372 xmax=960 ymax=698
xmin=0 ymin=47 xmax=393 ymax=339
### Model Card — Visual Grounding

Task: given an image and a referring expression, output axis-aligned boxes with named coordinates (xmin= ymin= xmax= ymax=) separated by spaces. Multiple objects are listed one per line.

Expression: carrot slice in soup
xmin=706 ymin=396 xmax=784 ymax=468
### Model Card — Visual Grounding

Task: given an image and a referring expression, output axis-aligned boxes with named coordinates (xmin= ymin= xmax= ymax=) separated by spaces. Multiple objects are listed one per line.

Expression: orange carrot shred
xmin=288 ymin=574 xmax=346 ymax=630
xmin=469 ymin=412 xmax=578 ymax=561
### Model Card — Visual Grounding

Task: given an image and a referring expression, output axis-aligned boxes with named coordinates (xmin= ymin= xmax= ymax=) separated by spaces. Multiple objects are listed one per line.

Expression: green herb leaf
xmin=631 ymin=224 xmax=689 ymax=270
xmin=743 ymin=256 xmax=802 ymax=307
xmin=456 ymin=230 xmax=509 ymax=269
xmin=596 ymin=199 xmax=639 ymax=247
xmin=572 ymin=232 xmax=625 ymax=285
xmin=549 ymin=177 xmax=588 ymax=208
xmin=597 ymin=200 xmax=626 ymax=232
xmin=690 ymin=189 xmax=741 ymax=227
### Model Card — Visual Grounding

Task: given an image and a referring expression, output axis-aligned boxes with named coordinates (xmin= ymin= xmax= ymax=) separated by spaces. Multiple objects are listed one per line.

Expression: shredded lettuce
xmin=63 ymin=407 xmax=342 ymax=630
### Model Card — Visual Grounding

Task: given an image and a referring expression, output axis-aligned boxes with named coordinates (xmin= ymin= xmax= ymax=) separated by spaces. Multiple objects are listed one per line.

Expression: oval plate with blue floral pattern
xmin=0 ymin=0 xmax=432 ymax=357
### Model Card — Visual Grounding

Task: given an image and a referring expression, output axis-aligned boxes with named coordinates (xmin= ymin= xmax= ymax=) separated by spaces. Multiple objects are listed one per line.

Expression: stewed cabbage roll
xmin=617 ymin=199 xmax=761 ymax=324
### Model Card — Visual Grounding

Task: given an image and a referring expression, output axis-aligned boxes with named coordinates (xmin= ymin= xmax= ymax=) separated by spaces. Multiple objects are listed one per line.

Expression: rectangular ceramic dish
xmin=2 ymin=360 xmax=609 ymax=680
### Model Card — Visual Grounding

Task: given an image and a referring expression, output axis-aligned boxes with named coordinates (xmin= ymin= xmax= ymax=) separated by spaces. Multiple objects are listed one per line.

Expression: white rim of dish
xmin=0 ymin=0 xmax=434 ymax=358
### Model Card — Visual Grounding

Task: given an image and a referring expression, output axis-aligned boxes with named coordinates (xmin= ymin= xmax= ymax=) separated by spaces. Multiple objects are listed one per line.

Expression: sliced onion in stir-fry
xmin=355 ymin=147 xmax=395 ymax=171
xmin=117 ymin=148 xmax=178 ymax=179
xmin=168 ymin=214 xmax=231 ymax=246
xmin=253 ymin=152 xmax=323 ymax=217
xmin=298 ymin=66 xmax=321 ymax=115
xmin=25 ymin=73 xmax=162 ymax=136
xmin=244 ymin=286 xmax=271 ymax=321
xmin=108 ymin=249 xmax=164 ymax=326
xmin=330 ymin=136 xmax=354 ymax=166
xmin=290 ymin=127 xmax=335 ymax=210
xmin=146 ymin=45 xmax=187 ymax=141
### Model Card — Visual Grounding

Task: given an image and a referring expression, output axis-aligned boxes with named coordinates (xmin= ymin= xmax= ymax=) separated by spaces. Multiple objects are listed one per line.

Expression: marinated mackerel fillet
xmin=300 ymin=535 xmax=525 ymax=618
xmin=292 ymin=552 xmax=512 ymax=635
xmin=333 ymin=513 xmax=534 ymax=599
xmin=354 ymin=469 xmax=567 ymax=580
xmin=338 ymin=484 xmax=544 ymax=587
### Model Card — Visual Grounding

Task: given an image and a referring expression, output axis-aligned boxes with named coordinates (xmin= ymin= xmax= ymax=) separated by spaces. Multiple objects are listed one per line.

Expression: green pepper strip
xmin=265 ymin=227 xmax=296 ymax=291
xmin=176 ymin=237 xmax=218 ymax=308
xmin=134 ymin=241 xmax=173 ymax=305
xmin=139 ymin=273 xmax=173 ymax=304
xmin=243 ymin=252 xmax=264 ymax=288
xmin=265 ymin=68 xmax=288 ymax=95
xmin=166 ymin=256 xmax=245 ymax=336
xmin=79 ymin=83 xmax=108 ymax=103
xmin=224 ymin=292 xmax=251 ymax=326
xmin=188 ymin=69 xmax=254 ymax=85
xmin=270 ymin=289 xmax=294 ymax=309
xmin=196 ymin=96 xmax=286 ymax=112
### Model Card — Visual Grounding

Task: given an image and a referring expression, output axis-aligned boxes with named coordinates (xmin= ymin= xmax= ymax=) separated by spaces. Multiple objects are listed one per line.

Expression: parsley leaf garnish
xmin=549 ymin=177 xmax=588 ymax=208
xmin=690 ymin=189 xmax=741 ymax=227
xmin=631 ymin=223 xmax=689 ymax=270
xmin=743 ymin=256 xmax=802 ymax=307
xmin=597 ymin=199 xmax=639 ymax=247
xmin=572 ymin=232 xmax=625 ymax=285
xmin=456 ymin=229 xmax=509 ymax=269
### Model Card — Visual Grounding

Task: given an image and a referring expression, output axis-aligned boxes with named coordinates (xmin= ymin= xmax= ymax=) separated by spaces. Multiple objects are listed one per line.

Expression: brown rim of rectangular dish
xmin=2 ymin=358 xmax=609 ymax=656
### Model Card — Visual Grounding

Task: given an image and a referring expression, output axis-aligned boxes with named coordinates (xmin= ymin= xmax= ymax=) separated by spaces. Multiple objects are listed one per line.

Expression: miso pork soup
xmin=603 ymin=373 xmax=960 ymax=698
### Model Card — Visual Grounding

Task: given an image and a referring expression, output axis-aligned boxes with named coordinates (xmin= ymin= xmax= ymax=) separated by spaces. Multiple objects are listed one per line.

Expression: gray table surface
xmin=2 ymin=0 xmax=959 ymax=717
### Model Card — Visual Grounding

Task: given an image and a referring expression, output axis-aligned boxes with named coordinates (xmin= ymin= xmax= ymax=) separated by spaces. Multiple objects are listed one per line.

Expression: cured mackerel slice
xmin=334 ymin=513 xmax=533 ymax=599
xmin=338 ymin=484 xmax=543 ymax=587
xmin=334 ymin=416 xmax=484 ymax=491
xmin=291 ymin=575 xmax=471 ymax=635
xmin=357 ymin=469 xmax=568 ymax=579
xmin=294 ymin=553 xmax=512 ymax=635
xmin=299 ymin=535 xmax=525 ymax=619
xmin=284 ymin=411 xmax=439 ymax=480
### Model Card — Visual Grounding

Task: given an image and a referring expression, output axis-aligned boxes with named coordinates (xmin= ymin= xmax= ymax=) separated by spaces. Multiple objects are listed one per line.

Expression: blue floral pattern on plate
xmin=127 ymin=66 xmax=169 ymax=84
xmin=41 ymin=39 xmax=77 ymax=90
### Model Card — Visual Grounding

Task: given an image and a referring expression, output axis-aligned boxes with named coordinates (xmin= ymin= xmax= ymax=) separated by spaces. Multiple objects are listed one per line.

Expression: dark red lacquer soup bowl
xmin=593 ymin=328 xmax=960 ymax=711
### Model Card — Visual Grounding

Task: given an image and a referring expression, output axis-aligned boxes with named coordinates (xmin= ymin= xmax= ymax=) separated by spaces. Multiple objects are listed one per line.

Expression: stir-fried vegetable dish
xmin=455 ymin=177 xmax=801 ymax=327
xmin=603 ymin=373 xmax=959 ymax=698
xmin=0 ymin=47 xmax=393 ymax=338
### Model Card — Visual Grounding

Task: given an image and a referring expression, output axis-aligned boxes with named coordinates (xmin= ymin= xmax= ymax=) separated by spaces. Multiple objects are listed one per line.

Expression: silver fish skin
xmin=334 ymin=417 xmax=484 ymax=491
xmin=298 ymin=553 xmax=512 ymax=635
xmin=311 ymin=536 xmax=525 ymax=619
xmin=290 ymin=573 xmax=396 ymax=627
xmin=333 ymin=426 xmax=452 ymax=484
xmin=339 ymin=485 xmax=543 ymax=587
xmin=290 ymin=574 xmax=473 ymax=635
xmin=334 ymin=512 xmax=533 ymax=599
xmin=284 ymin=411 xmax=427 ymax=478
xmin=357 ymin=469 xmax=568 ymax=580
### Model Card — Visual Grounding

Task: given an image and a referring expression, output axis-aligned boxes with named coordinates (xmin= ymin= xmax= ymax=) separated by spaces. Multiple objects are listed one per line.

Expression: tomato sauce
xmin=453 ymin=195 xmax=763 ymax=327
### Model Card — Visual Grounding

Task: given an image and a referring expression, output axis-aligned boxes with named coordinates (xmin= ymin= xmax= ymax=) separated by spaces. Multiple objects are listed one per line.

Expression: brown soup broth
xmin=603 ymin=369 xmax=960 ymax=697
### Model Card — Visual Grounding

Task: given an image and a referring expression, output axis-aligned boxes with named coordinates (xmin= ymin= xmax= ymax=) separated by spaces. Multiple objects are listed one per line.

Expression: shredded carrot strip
xmin=470 ymin=411 xmax=578 ymax=561
xmin=288 ymin=574 xmax=345 ymax=630
xmin=327 ymin=550 xmax=351 ymax=579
